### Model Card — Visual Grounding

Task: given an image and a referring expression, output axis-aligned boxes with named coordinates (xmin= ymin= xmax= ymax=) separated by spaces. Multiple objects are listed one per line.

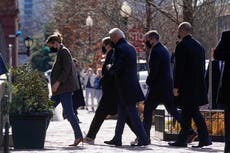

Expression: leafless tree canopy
xmin=51 ymin=0 xmax=229 ymax=66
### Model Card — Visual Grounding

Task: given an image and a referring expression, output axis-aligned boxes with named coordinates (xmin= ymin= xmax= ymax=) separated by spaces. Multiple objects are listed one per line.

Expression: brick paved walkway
xmin=11 ymin=109 xmax=225 ymax=153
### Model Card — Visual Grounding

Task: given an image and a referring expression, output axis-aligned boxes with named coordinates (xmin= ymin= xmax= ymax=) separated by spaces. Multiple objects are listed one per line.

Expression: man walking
xmin=214 ymin=30 xmax=230 ymax=153
xmin=169 ymin=22 xmax=212 ymax=148
xmin=104 ymin=28 xmax=148 ymax=146
xmin=84 ymin=37 xmax=136 ymax=144
xmin=142 ymin=30 xmax=181 ymax=143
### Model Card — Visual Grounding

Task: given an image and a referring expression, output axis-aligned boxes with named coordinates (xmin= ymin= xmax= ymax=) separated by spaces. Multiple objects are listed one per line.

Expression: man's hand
xmin=52 ymin=81 xmax=61 ymax=93
xmin=173 ymin=88 xmax=179 ymax=97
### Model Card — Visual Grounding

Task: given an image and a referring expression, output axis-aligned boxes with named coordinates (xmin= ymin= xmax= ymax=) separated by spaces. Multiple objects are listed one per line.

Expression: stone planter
xmin=10 ymin=112 xmax=52 ymax=149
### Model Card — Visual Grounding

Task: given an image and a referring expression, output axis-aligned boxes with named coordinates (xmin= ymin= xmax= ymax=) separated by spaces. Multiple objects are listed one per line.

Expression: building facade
xmin=18 ymin=0 xmax=54 ymax=64
xmin=0 ymin=0 xmax=19 ymax=67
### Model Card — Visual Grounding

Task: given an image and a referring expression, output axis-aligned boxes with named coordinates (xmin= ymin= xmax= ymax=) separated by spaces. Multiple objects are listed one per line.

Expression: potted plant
xmin=7 ymin=64 xmax=53 ymax=149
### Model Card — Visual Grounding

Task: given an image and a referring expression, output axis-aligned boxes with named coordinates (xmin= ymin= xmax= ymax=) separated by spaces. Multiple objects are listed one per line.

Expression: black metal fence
xmin=154 ymin=109 xmax=225 ymax=142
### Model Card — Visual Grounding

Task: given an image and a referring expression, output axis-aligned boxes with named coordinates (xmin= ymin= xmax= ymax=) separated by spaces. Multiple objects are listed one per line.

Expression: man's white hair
xmin=109 ymin=28 xmax=125 ymax=38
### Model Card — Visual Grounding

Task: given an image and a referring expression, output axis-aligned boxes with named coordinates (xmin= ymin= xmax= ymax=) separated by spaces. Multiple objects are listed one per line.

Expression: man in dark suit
xmin=214 ymin=30 xmax=230 ymax=153
xmin=169 ymin=22 xmax=212 ymax=148
xmin=142 ymin=30 xmax=181 ymax=143
xmin=104 ymin=28 xmax=148 ymax=146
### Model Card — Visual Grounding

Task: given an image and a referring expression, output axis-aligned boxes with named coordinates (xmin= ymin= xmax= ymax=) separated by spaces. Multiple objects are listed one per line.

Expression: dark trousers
xmin=113 ymin=103 xmax=148 ymax=143
xmin=86 ymin=99 xmax=135 ymax=139
xmin=143 ymin=100 xmax=181 ymax=139
xmin=86 ymin=102 xmax=110 ymax=139
xmin=225 ymin=105 xmax=230 ymax=153
xmin=178 ymin=106 xmax=210 ymax=143
xmin=51 ymin=92 xmax=83 ymax=139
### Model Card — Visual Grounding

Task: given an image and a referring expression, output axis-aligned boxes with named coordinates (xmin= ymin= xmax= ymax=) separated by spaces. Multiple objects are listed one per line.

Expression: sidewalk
xmin=11 ymin=109 xmax=225 ymax=153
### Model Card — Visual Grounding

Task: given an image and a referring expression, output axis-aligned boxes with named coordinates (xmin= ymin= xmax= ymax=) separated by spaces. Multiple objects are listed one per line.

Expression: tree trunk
xmin=145 ymin=0 xmax=152 ymax=66
xmin=183 ymin=0 xmax=194 ymax=25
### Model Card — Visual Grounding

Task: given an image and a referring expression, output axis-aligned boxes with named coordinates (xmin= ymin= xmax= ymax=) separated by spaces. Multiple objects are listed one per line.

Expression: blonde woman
xmin=46 ymin=32 xmax=83 ymax=146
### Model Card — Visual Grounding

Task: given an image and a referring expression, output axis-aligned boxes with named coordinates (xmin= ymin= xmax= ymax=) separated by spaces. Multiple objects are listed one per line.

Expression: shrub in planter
xmin=7 ymin=64 xmax=53 ymax=149
xmin=10 ymin=64 xmax=53 ymax=114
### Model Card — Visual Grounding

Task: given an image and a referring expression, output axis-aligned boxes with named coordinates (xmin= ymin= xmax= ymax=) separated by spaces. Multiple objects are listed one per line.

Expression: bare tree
xmin=148 ymin=0 xmax=228 ymax=51
xmin=53 ymin=0 xmax=130 ymax=69
xmin=52 ymin=0 xmax=228 ymax=68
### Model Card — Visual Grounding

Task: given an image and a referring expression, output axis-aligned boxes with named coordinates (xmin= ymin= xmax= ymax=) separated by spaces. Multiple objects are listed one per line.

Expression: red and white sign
xmin=127 ymin=26 xmax=145 ymax=52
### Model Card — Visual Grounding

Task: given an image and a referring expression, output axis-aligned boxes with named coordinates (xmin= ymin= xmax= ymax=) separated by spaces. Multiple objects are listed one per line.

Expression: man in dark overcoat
xmin=214 ymin=30 xmax=230 ymax=153
xmin=84 ymin=37 xmax=135 ymax=144
xmin=104 ymin=28 xmax=148 ymax=146
xmin=142 ymin=30 xmax=181 ymax=143
xmin=169 ymin=22 xmax=212 ymax=148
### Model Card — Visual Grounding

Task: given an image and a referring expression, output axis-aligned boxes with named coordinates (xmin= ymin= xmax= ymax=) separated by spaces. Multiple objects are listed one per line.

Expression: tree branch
xmin=148 ymin=1 xmax=178 ymax=24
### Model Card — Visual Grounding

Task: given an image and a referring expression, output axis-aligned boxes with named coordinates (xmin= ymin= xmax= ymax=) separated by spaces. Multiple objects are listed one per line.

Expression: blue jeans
xmin=51 ymin=92 xmax=83 ymax=139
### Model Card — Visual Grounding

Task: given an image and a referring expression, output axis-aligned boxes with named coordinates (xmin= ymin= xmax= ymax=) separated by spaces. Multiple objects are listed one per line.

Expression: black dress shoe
xmin=168 ymin=141 xmax=187 ymax=147
xmin=192 ymin=141 xmax=212 ymax=148
xmin=104 ymin=139 xmax=122 ymax=146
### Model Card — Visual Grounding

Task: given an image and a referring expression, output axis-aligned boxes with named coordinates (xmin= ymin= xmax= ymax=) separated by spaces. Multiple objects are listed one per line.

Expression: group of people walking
xmin=46 ymin=21 xmax=230 ymax=153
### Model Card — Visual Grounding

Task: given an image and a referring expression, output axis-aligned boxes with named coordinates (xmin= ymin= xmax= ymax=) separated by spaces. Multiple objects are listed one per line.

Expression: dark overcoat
xmin=214 ymin=30 xmax=230 ymax=107
xmin=145 ymin=42 xmax=173 ymax=104
xmin=174 ymin=35 xmax=208 ymax=107
xmin=109 ymin=38 xmax=144 ymax=105
xmin=99 ymin=49 xmax=117 ymax=115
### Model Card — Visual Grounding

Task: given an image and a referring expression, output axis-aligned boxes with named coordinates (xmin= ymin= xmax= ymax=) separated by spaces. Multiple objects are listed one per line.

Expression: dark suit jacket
xmin=205 ymin=60 xmax=223 ymax=109
xmin=51 ymin=45 xmax=78 ymax=96
xmin=214 ymin=30 xmax=230 ymax=107
xmin=146 ymin=42 xmax=173 ymax=103
xmin=174 ymin=35 xmax=208 ymax=107
xmin=109 ymin=38 xmax=144 ymax=105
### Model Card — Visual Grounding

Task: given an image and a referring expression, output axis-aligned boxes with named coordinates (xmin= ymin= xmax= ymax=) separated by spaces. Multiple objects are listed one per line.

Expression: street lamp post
xmin=3 ymin=44 xmax=13 ymax=153
xmin=24 ymin=36 xmax=33 ymax=56
xmin=86 ymin=15 xmax=93 ymax=49
xmin=120 ymin=1 xmax=132 ymax=26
